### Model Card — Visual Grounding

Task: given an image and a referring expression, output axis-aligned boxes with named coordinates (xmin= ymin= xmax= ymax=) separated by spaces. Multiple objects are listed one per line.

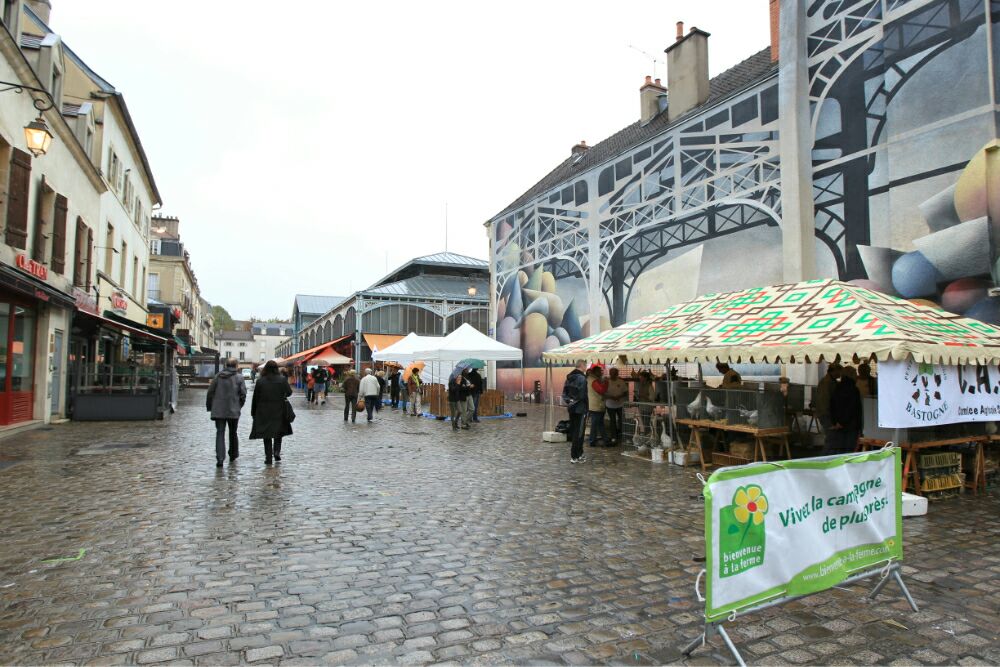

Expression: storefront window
xmin=11 ymin=306 xmax=34 ymax=392
xmin=0 ymin=304 xmax=8 ymax=392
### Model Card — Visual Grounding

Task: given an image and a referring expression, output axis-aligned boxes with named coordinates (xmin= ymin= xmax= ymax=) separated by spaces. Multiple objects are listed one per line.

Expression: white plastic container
xmin=542 ymin=431 xmax=567 ymax=442
xmin=672 ymin=449 xmax=701 ymax=466
xmin=901 ymin=491 xmax=928 ymax=517
xmin=650 ymin=447 xmax=665 ymax=463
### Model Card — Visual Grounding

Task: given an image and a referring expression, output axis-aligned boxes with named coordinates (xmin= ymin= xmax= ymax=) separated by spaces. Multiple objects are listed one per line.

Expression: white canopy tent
xmin=411 ymin=324 xmax=523 ymax=362
xmin=411 ymin=324 xmax=525 ymax=393
xmin=371 ymin=332 xmax=444 ymax=364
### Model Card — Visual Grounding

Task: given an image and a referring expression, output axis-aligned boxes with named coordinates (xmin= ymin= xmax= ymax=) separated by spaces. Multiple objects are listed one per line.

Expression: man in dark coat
xmin=250 ymin=360 xmax=293 ymax=464
xmin=825 ymin=374 xmax=863 ymax=455
xmin=341 ymin=370 xmax=360 ymax=422
xmin=389 ymin=368 xmax=401 ymax=408
xmin=468 ymin=368 xmax=484 ymax=422
xmin=207 ymin=358 xmax=247 ymax=467
xmin=562 ymin=361 xmax=589 ymax=463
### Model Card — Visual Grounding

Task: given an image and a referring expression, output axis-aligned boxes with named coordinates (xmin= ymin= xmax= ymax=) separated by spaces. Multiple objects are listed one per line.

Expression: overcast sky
xmin=50 ymin=1 xmax=770 ymax=320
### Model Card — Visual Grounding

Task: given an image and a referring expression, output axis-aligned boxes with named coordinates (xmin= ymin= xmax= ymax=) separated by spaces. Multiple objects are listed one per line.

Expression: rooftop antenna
xmin=628 ymin=44 xmax=664 ymax=79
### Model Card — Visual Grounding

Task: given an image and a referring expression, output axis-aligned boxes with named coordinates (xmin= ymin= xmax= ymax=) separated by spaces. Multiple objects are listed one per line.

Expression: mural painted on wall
xmin=810 ymin=0 xmax=1000 ymax=322
xmin=491 ymin=0 xmax=1000 ymax=390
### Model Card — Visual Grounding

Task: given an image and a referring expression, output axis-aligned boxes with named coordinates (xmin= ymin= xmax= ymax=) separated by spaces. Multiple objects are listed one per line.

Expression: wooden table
xmin=858 ymin=436 xmax=986 ymax=495
xmin=676 ymin=418 xmax=790 ymax=473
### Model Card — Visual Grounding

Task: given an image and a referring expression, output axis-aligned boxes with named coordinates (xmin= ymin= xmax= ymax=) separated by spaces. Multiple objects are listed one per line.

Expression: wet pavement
xmin=0 ymin=386 xmax=999 ymax=666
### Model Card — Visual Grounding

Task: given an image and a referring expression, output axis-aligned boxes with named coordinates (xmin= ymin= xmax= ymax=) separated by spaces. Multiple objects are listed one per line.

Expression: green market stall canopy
xmin=541 ymin=279 xmax=1000 ymax=366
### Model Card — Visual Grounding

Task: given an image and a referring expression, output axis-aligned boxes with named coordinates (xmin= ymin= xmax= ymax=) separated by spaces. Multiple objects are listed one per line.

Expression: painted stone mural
xmin=489 ymin=0 xmax=1000 ymax=391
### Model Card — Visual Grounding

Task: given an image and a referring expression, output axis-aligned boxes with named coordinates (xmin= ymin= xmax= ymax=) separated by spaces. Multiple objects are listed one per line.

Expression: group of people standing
xmin=813 ymin=361 xmax=874 ymax=455
xmin=447 ymin=368 xmax=484 ymax=429
xmin=340 ymin=367 xmax=425 ymax=423
xmin=561 ymin=362 xmax=630 ymax=463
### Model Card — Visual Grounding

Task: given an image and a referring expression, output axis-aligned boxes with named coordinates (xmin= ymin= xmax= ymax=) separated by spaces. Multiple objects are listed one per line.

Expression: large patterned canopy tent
xmin=542 ymin=279 xmax=1000 ymax=366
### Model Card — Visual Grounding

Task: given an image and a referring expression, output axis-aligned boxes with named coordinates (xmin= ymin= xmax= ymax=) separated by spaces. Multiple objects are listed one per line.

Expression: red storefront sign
xmin=15 ymin=254 xmax=48 ymax=280
xmin=110 ymin=291 xmax=128 ymax=314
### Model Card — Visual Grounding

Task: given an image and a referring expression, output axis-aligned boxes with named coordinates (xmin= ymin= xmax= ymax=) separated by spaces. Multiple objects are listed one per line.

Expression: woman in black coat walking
xmin=250 ymin=360 xmax=293 ymax=464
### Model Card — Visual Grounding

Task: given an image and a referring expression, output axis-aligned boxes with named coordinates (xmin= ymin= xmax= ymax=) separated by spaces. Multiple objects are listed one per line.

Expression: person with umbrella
xmin=448 ymin=366 xmax=473 ymax=430
xmin=459 ymin=359 xmax=485 ymax=422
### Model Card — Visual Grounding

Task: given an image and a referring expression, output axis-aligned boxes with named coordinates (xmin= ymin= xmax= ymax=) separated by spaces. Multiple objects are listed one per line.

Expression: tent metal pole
xmin=545 ymin=363 xmax=553 ymax=431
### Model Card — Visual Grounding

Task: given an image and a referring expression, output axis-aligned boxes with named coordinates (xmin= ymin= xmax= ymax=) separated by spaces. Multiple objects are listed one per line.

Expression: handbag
xmin=356 ymin=397 xmax=366 ymax=411
xmin=284 ymin=399 xmax=296 ymax=423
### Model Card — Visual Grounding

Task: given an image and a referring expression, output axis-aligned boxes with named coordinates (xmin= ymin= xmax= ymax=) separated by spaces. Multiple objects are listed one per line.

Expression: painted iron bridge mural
xmin=489 ymin=0 xmax=1000 ymax=390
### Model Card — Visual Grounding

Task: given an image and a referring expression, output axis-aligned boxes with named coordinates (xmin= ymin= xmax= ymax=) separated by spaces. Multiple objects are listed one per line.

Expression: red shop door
xmin=0 ymin=302 xmax=36 ymax=425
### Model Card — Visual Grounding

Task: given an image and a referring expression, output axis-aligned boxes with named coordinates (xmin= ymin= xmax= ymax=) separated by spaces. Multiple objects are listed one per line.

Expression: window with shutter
xmin=73 ymin=217 xmax=85 ymax=286
xmin=5 ymin=149 xmax=31 ymax=249
xmin=51 ymin=196 xmax=67 ymax=274
xmin=85 ymin=227 xmax=93 ymax=289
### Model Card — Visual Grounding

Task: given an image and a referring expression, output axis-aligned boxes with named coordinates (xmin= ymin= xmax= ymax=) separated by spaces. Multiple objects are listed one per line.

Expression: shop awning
xmin=542 ymin=279 xmax=1000 ymax=366
xmin=173 ymin=336 xmax=190 ymax=355
xmin=283 ymin=333 xmax=353 ymax=364
xmin=75 ymin=310 xmax=169 ymax=343
xmin=363 ymin=333 xmax=405 ymax=354
xmin=0 ymin=265 xmax=76 ymax=308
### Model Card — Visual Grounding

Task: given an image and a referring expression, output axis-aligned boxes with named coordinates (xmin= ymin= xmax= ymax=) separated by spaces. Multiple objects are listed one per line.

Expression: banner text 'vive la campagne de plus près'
xmin=879 ymin=360 xmax=1000 ymax=428
xmin=704 ymin=449 xmax=902 ymax=621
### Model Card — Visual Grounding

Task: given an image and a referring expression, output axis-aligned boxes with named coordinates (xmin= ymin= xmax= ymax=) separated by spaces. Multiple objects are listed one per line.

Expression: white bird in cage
xmin=705 ymin=396 xmax=724 ymax=420
xmin=739 ymin=408 xmax=759 ymax=426
xmin=687 ymin=392 xmax=703 ymax=419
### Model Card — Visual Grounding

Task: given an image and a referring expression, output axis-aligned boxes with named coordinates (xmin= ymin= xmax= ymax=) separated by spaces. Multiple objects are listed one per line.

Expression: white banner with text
xmin=878 ymin=360 xmax=1000 ymax=428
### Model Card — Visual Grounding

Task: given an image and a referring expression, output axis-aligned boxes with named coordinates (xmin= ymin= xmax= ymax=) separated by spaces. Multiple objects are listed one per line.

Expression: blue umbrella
xmin=457 ymin=358 xmax=485 ymax=369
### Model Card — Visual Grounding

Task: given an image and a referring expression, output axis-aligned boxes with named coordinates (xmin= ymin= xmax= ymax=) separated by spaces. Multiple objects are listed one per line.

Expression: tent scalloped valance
xmin=541 ymin=279 xmax=1000 ymax=367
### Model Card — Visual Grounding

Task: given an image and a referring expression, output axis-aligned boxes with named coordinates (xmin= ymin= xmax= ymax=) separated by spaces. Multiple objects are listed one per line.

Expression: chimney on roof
xmin=639 ymin=75 xmax=667 ymax=125
xmin=571 ymin=140 xmax=589 ymax=156
xmin=665 ymin=22 xmax=711 ymax=122
xmin=26 ymin=0 xmax=51 ymax=23
xmin=769 ymin=0 xmax=779 ymax=63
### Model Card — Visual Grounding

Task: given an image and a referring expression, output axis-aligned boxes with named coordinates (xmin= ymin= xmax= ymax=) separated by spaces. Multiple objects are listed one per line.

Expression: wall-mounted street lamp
xmin=467 ymin=286 xmax=478 ymax=297
xmin=0 ymin=81 xmax=57 ymax=157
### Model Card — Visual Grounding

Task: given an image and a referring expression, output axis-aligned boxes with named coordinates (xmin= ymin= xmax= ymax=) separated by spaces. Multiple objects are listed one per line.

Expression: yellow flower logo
xmin=733 ymin=485 xmax=768 ymax=526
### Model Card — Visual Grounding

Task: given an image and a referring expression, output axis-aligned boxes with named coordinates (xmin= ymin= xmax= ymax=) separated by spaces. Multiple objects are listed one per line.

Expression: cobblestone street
xmin=0 ymin=387 xmax=998 ymax=666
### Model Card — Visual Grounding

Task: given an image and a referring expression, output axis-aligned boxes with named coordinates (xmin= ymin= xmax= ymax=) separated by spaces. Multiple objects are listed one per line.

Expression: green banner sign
xmin=704 ymin=448 xmax=903 ymax=621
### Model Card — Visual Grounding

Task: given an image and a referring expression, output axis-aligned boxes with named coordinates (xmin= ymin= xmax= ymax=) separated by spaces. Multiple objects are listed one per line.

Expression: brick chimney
xmin=665 ymin=22 xmax=711 ymax=123
xmin=571 ymin=140 xmax=590 ymax=156
xmin=639 ymin=75 xmax=667 ymax=125
xmin=25 ymin=0 xmax=51 ymax=23
xmin=769 ymin=0 xmax=779 ymax=63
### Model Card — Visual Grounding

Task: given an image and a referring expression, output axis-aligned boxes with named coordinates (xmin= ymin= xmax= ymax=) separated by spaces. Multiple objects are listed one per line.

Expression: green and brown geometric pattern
xmin=542 ymin=280 xmax=1000 ymax=366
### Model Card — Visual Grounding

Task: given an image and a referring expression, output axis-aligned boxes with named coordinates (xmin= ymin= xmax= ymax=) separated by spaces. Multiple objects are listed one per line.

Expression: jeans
xmin=344 ymin=394 xmax=357 ymax=421
xmin=263 ymin=437 xmax=282 ymax=461
xmin=390 ymin=388 xmax=400 ymax=407
xmin=473 ymin=393 xmax=481 ymax=420
xmin=588 ymin=410 xmax=606 ymax=444
xmin=569 ymin=411 xmax=586 ymax=459
xmin=450 ymin=401 xmax=462 ymax=428
xmin=214 ymin=418 xmax=238 ymax=462
xmin=364 ymin=396 xmax=378 ymax=421
xmin=606 ymin=407 xmax=623 ymax=443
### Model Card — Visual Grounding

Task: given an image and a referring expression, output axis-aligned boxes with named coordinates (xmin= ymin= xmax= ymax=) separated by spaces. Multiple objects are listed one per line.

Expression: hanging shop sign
xmin=703 ymin=448 xmax=902 ymax=622
xmin=110 ymin=291 xmax=128 ymax=315
xmin=73 ymin=287 xmax=98 ymax=315
xmin=15 ymin=253 xmax=48 ymax=280
xmin=146 ymin=313 xmax=165 ymax=329
xmin=878 ymin=359 xmax=1000 ymax=428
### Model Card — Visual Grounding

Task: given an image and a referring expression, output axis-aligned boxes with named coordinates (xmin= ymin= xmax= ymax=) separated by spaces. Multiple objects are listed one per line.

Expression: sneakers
xmin=570 ymin=455 xmax=588 ymax=464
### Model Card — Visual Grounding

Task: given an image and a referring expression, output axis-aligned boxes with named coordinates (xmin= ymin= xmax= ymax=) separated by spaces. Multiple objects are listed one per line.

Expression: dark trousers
xmin=606 ymin=407 xmax=623 ymax=443
xmin=364 ymin=396 xmax=377 ymax=421
xmin=344 ymin=394 xmax=357 ymax=421
xmin=569 ymin=411 xmax=586 ymax=459
xmin=473 ymin=393 xmax=481 ymax=421
xmin=214 ymin=419 xmax=238 ymax=462
xmin=263 ymin=437 xmax=282 ymax=460
xmin=376 ymin=394 xmax=383 ymax=412
xmin=588 ymin=410 xmax=606 ymax=444
xmin=390 ymin=388 xmax=400 ymax=407
xmin=823 ymin=429 xmax=858 ymax=456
